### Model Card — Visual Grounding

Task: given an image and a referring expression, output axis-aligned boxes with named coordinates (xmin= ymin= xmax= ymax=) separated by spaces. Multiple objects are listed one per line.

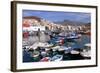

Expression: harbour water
xmin=65 ymin=35 xmax=90 ymax=49
xmin=23 ymin=34 xmax=91 ymax=62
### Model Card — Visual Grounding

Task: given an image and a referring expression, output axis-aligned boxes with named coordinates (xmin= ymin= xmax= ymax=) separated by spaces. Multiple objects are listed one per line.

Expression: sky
xmin=23 ymin=10 xmax=91 ymax=23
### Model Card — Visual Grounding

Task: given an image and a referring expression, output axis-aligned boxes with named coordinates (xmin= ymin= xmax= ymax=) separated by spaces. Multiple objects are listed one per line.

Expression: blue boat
xmin=66 ymin=32 xmax=81 ymax=39
xmin=48 ymin=36 xmax=66 ymax=45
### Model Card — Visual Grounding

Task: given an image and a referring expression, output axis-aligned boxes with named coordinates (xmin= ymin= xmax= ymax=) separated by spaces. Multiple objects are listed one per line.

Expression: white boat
xmin=38 ymin=42 xmax=53 ymax=48
xmin=30 ymin=42 xmax=53 ymax=50
xmin=81 ymin=51 xmax=91 ymax=58
xmin=67 ymin=32 xmax=81 ymax=39
xmin=61 ymin=46 xmax=72 ymax=51
xmin=70 ymin=50 xmax=80 ymax=54
xmin=50 ymin=55 xmax=63 ymax=61
xmin=80 ymin=43 xmax=91 ymax=58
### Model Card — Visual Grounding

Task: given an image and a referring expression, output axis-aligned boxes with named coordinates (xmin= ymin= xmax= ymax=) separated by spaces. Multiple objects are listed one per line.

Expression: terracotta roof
xmin=23 ymin=16 xmax=41 ymax=21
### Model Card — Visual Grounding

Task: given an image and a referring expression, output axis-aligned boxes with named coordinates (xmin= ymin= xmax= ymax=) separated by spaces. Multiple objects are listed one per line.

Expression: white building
xmin=23 ymin=26 xmax=45 ymax=31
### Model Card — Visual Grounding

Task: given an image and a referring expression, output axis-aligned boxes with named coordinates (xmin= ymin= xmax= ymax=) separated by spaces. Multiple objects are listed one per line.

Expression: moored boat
xmin=50 ymin=55 xmax=63 ymax=61
xmin=84 ymin=30 xmax=91 ymax=36
xmin=80 ymin=43 xmax=91 ymax=59
xmin=66 ymin=32 xmax=81 ymax=39
xmin=40 ymin=57 xmax=50 ymax=62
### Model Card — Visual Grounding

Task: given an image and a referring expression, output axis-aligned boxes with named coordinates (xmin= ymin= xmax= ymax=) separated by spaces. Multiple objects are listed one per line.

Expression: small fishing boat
xmin=38 ymin=42 xmax=53 ymax=48
xmin=80 ymin=43 xmax=91 ymax=58
xmin=52 ymin=46 xmax=61 ymax=51
xmin=32 ymin=51 xmax=40 ymax=62
xmin=49 ymin=36 xmax=65 ymax=45
xmin=50 ymin=55 xmax=63 ymax=61
xmin=30 ymin=42 xmax=53 ymax=50
xmin=40 ymin=57 xmax=50 ymax=62
xmin=70 ymin=50 xmax=80 ymax=55
xmin=84 ymin=30 xmax=91 ymax=35
xmin=41 ymin=51 xmax=47 ymax=57
xmin=67 ymin=33 xmax=81 ymax=39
